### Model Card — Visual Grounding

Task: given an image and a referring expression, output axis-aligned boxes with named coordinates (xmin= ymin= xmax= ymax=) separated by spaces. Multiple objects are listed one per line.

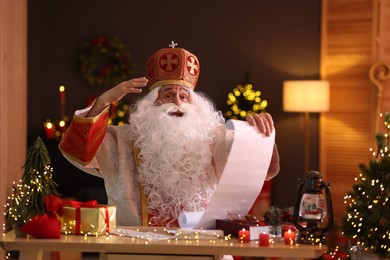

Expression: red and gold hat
xmin=146 ymin=42 xmax=200 ymax=90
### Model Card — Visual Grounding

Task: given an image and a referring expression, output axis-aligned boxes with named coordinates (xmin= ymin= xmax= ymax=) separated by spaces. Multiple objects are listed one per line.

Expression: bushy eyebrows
xmin=162 ymin=87 xmax=174 ymax=93
xmin=162 ymin=86 xmax=190 ymax=94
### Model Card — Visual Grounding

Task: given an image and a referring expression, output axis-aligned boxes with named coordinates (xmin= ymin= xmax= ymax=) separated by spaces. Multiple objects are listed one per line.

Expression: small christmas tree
xmin=225 ymin=73 xmax=268 ymax=120
xmin=5 ymin=137 xmax=59 ymax=229
xmin=341 ymin=113 xmax=390 ymax=258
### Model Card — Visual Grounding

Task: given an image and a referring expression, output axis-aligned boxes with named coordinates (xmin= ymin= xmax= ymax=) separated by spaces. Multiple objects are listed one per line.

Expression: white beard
xmin=129 ymin=88 xmax=225 ymax=226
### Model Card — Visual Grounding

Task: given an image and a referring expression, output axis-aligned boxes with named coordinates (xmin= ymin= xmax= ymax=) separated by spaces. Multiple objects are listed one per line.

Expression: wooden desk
xmin=0 ymin=229 xmax=327 ymax=260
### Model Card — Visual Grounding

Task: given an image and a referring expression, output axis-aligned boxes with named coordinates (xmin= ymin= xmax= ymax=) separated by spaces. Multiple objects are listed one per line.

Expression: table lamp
xmin=283 ymin=80 xmax=330 ymax=173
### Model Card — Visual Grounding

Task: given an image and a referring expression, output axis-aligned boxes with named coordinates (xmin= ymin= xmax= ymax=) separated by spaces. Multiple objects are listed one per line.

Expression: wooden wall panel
xmin=0 ymin=1 xmax=27 ymax=258
xmin=381 ymin=82 xmax=390 ymax=113
xmin=378 ymin=0 xmax=390 ymax=58
xmin=377 ymin=1 xmax=390 ymax=119
xmin=320 ymin=114 xmax=374 ymax=221
xmin=320 ymin=0 xmax=377 ymax=223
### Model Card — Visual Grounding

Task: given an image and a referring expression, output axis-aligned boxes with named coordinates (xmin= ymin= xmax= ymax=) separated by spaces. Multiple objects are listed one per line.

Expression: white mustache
xmin=154 ymin=102 xmax=192 ymax=114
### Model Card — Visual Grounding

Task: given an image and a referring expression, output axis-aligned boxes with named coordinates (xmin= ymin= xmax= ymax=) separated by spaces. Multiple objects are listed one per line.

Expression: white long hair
xmin=129 ymin=87 xmax=224 ymax=226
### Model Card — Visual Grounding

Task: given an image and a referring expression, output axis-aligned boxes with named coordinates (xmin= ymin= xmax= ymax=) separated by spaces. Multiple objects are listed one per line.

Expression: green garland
xmin=79 ymin=36 xmax=135 ymax=87
xmin=263 ymin=205 xmax=294 ymax=226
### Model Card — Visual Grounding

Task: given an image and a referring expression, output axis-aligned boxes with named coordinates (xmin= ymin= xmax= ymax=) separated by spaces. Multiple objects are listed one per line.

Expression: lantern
xmin=293 ymin=171 xmax=334 ymax=244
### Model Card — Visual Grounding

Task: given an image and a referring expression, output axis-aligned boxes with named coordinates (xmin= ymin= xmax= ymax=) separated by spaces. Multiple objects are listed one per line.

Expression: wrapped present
xmin=216 ymin=219 xmax=270 ymax=241
xmin=61 ymin=200 xmax=116 ymax=236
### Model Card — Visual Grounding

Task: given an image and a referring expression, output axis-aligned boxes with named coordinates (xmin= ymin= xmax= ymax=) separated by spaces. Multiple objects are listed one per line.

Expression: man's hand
xmin=247 ymin=112 xmax=280 ymax=179
xmin=87 ymin=77 xmax=148 ymax=117
xmin=246 ymin=113 xmax=274 ymax=136
xmin=100 ymin=77 xmax=148 ymax=105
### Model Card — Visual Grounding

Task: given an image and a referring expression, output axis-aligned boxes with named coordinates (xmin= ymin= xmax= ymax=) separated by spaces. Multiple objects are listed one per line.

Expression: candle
xmin=284 ymin=229 xmax=296 ymax=245
xmin=59 ymin=85 xmax=65 ymax=118
xmin=238 ymin=228 xmax=250 ymax=243
xmin=44 ymin=121 xmax=55 ymax=139
xmin=282 ymin=224 xmax=296 ymax=234
xmin=259 ymin=232 xmax=270 ymax=246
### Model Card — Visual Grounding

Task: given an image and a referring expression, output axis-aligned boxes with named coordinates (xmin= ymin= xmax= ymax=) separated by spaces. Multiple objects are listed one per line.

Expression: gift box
xmin=216 ymin=219 xmax=270 ymax=241
xmin=61 ymin=201 xmax=116 ymax=236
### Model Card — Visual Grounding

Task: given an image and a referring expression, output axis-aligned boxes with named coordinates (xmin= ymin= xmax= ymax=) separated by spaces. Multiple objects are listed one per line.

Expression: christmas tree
xmin=341 ymin=113 xmax=390 ymax=258
xmin=5 ymin=137 xmax=59 ymax=229
xmin=225 ymin=73 xmax=268 ymax=120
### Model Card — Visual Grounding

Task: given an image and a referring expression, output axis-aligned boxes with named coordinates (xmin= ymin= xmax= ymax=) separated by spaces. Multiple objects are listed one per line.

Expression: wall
xmin=28 ymin=0 xmax=322 ymax=209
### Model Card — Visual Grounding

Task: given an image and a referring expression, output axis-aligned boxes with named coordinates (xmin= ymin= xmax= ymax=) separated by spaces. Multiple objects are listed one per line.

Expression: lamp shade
xmin=283 ymin=80 xmax=330 ymax=112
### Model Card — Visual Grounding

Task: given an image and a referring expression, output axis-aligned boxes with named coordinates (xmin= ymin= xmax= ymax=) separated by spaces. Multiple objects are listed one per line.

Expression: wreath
xmin=225 ymin=82 xmax=268 ymax=120
xmin=79 ymin=36 xmax=135 ymax=87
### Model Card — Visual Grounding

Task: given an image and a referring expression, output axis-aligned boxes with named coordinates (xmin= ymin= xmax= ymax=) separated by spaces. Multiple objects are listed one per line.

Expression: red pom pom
xmin=20 ymin=213 xmax=61 ymax=239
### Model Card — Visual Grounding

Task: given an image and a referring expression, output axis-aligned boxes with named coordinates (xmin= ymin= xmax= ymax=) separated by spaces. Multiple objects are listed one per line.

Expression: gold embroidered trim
xmin=73 ymin=105 xmax=110 ymax=124
xmin=58 ymin=146 xmax=92 ymax=166
xmin=149 ymin=80 xmax=194 ymax=90
xmin=133 ymin=144 xmax=149 ymax=226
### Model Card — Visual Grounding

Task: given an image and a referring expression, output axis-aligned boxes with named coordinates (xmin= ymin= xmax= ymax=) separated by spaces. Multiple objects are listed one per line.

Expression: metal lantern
xmin=293 ymin=171 xmax=334 ymax=245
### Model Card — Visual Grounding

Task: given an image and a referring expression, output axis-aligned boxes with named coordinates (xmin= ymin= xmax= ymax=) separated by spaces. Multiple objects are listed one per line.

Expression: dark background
xmin=27 ymin=0 xmax=322 ymax=209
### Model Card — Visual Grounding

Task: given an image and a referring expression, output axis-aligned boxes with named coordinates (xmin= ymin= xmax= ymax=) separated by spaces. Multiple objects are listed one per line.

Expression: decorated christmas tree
xmin=341 ymin=113 xmax=390 ymax=258
xmin=5 ymin=137 xmax=59 ymax=229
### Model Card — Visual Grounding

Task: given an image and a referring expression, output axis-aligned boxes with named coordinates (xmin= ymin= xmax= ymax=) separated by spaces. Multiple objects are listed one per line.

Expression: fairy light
xmin=4 ymin=138 xmax=59 ymax=235
xmin=341 ymin=113 xmax=390 ymax=258
xmin=225 ymin=82 xmax=268 ymax=120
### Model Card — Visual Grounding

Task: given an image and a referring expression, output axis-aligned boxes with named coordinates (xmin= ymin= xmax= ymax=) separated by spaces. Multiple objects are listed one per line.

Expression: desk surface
xmin=1 ymin=228 xmax=327 ymax=258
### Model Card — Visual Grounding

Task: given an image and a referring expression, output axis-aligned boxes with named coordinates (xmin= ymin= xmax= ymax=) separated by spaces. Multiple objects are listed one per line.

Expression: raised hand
xmin=86 ymin=77 xmax=148 ymax=117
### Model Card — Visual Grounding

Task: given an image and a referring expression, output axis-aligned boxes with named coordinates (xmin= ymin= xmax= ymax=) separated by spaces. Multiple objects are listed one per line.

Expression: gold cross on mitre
xmin=169 ymin=41 xmax=178 ymax=48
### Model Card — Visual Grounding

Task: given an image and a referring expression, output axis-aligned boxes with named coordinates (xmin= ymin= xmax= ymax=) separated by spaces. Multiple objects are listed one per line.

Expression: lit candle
xmin=259 ymin=232 xmax=270 ymax=246
xmin=44 ymin=121 xmax=55 ymax=139
xmin=238 ymin=228 xmax=250 ymax=243
xmin=284 ymin=229 xmax=296 ymax=245
xmin=59 ymin=85 xmax=65 ymax=118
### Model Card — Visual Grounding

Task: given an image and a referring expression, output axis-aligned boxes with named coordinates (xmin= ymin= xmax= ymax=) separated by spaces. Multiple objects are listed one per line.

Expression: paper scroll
xmin=179 ymin=119 xmax=275 ymax=229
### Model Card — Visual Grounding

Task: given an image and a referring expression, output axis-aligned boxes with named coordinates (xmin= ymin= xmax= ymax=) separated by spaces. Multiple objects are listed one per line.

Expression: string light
xmin=225 ymin=82 xmax=268 ymax=120
xmin=341 ymin=113 xmax=390 ymax=258
xmin=107 ymin=102 xmax=130 ymax=126
xmin=4 ymin=137 xmax=59 ymax=232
